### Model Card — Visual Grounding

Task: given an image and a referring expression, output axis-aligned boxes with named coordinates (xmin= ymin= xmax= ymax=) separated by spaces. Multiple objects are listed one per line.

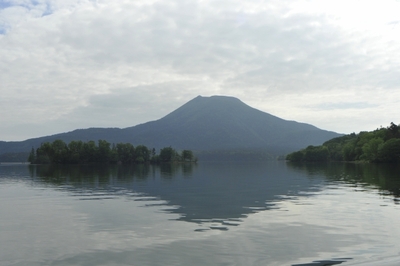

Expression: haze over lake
xmin=1 ymin=162 xmax=400 ymax=266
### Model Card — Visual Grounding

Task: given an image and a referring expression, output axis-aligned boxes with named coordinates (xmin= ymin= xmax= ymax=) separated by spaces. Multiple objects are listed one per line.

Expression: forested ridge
xmin=28 ymin=139 xmax=196 ymax=164
xmin=286 ymin=122 xmax=400 ymax=163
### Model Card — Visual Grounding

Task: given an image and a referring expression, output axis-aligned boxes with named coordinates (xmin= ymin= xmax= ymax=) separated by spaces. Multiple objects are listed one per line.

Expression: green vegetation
xmin=28 ymin=139 xmax=196 ymax=164
xmin=286 ymin=122 xmax=400 ymax=163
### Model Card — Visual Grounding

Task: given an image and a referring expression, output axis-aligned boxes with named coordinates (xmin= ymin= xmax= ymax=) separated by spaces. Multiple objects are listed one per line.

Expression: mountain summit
xmin=119 ymin=95 xmax=340 ymax=150
xmin=0 ymin=95 xmax=341 ymax=160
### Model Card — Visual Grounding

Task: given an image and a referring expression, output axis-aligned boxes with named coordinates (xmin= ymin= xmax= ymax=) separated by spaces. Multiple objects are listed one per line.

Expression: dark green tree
xmin=68 ymin=140 xmax=83 ymax=164
xmin=35 ymin=142 xmax=52 ymax=164
xmin=97 ymin=140 xmax=111 ymax=163
xmin=361 ymin=137 xmax=383 ymax=162
xmin=304 ymin=145 xmax=329 ymax=162
xmin=116 ymin=143 xmax=135 ymax=163
xmin=51 ymin=139 xmax=68 ymax=163
xmin=159 ymin=147 xmax=176 ymax=162
xmin=135 ymin=145 xmax=150 ymax=163
xmin=181 ymin=150 xmax=194 ymax=161
xmin=286 ymin=150 xmax=304 ymax=162
xmin=110 ymin=143 xmax=118 ymax=163
xmin=82 ymin=141 xmax=97 ymax=163
xmin=376 ymin=138 xmax=400 ymax=162
xmin=386 ymin=122 xmax=400 ymax=140
xmin=28 ymin=147 xmax=36 ymax=164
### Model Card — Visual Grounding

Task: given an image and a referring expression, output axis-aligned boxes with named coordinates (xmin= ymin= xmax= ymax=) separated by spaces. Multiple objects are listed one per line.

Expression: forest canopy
xmin=28 ymin=139 xmax=196 ymax=164
xmin=286 ymin=122 xmax=400 ymax=163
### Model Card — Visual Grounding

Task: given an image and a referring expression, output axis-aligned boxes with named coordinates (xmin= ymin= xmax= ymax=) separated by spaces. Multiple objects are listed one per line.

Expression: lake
xmin=1 ymin=161 xmax=400 ymax=266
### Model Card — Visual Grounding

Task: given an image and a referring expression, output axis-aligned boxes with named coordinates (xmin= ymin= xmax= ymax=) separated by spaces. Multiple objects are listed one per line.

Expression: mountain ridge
xmin=0 ymin=95 xmax=342 ymax=161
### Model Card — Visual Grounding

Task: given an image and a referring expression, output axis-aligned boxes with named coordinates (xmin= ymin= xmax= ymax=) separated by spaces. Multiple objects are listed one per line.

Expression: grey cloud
xmin=50 ymin=0 xmax=400 ymax=95
xmin=223 ymin=15 xmax=400 ymax=94
xmin=1 ymin=0 xmax=400 ymax=140
xmin=56 ymin=81 xmax=209 ymax=129
xmin=310 ymin=102 xmax=379 ymax=110
xmin=1 ymin=81 xmax=204 ymax=140
xmin=54 ymin=1 xmax=274 ymax=72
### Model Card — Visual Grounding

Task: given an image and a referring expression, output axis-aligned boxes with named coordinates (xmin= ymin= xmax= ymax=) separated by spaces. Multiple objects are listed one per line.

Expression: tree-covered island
xmin=28 ymin=139 xmax=196 ymax=164
xmin=286 ymin=122 xmax=400 ymax=163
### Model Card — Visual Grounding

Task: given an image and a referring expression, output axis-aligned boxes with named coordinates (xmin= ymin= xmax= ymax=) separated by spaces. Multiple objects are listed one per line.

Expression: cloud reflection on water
xmin=1 ymin=162 xmax=400 ymax=265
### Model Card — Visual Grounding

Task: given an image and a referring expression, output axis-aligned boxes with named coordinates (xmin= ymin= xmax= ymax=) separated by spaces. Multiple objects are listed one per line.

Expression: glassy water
xmin=1 ymin=162 xmax=400 ymax=266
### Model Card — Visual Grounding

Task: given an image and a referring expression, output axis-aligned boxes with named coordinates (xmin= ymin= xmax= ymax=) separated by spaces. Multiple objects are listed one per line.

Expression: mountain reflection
xmin=25 ymin=161 xmax=400 ymax=229
xmin=27 ymin=162 xmax=320 ymax=226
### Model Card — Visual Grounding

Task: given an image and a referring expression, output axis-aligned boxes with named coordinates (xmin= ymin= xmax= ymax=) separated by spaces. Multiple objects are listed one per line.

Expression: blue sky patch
xmin=0 ymin=0 xmax=42 ymax=10
xmin=0 ymin=2 xmax=13 ymax=9
xmin=0 ymin=21 xmax=8 ymax=35
xmin=41 ymin=3 xmax=53 ymax=17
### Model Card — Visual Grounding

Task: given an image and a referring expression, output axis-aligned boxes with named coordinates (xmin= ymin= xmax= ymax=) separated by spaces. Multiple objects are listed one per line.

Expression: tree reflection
xmin=28 ymin=163 xmax=195 ymax=187
xmin=287 ymin=162 xmax=400 ymax=199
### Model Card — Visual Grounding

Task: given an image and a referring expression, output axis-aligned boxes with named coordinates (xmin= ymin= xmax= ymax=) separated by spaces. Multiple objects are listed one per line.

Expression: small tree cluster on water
xmin=28 ymin=139 xmax=196 ymax=164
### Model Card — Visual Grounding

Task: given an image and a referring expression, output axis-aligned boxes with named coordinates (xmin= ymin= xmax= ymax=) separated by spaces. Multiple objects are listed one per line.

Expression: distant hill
xmin=0 ymin=95 xmax=342 ymax=161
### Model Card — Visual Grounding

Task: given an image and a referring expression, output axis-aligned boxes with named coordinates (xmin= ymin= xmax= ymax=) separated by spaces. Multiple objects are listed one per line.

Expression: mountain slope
xmin=0 ymin=95 xmax=342 ymax=160
xmin=118 ymin=95 xmax=340 ymax=151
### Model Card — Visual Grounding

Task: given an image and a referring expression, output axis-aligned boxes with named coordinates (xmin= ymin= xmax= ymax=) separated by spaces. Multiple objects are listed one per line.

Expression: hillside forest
xmin=28 ymin=139 xmax=196 ymax=164
xmin=286 ymin=122 xmax=400 ymax=163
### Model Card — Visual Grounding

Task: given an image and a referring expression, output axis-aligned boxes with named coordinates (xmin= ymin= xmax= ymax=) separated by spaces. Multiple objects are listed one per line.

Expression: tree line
xmin=286 ymin=122 xmax=400 ymax=163
xmin=28 ymin=139 xmax=196 ymax=164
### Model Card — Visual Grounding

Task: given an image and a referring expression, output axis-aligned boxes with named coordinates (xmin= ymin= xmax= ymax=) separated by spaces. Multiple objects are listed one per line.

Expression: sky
xmin=1 ymin=0 xmax=400 ymax=141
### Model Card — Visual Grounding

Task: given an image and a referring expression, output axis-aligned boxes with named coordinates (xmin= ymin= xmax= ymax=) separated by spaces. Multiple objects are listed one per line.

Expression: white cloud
xmin=1 ymin=0 xmax=400 ymax=140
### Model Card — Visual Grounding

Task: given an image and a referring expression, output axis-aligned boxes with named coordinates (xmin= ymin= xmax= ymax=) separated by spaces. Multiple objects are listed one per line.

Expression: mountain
xmin=0 ymin=95 xmax=342 ymax=161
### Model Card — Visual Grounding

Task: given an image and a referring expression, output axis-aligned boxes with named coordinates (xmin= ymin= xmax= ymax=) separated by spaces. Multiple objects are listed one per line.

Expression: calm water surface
xmin=1 ymin=162 xmax=400 ymax=266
